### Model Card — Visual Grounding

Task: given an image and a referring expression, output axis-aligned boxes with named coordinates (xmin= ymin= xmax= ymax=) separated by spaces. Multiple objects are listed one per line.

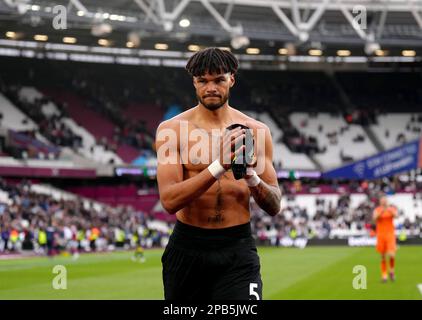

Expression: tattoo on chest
xmin=208 ymin=179 xmax=224 ymax=224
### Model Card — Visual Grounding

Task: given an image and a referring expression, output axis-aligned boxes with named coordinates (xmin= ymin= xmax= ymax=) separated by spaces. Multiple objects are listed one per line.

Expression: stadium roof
xmin=1 ymin=0 xmax=422 ymax=51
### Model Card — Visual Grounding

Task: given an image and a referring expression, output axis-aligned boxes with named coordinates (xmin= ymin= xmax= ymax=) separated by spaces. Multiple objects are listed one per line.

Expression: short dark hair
xmin=185 ymin=47 xmax=238 ymax=77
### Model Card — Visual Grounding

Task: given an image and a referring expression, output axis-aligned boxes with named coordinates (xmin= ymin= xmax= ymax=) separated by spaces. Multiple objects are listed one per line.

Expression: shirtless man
xmin=156 ymin=47 xmax=282 ymax=300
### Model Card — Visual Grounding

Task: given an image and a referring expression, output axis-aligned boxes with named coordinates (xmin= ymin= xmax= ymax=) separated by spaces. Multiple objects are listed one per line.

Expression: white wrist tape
xmin=208 ymin=160 xmax=226 ymax=179
xmin=245 ymin=168 xmax=261 ymax=187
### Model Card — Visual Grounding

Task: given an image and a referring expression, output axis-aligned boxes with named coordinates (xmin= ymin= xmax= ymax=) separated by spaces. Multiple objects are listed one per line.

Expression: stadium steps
xmin=0 ymin=93 xmax=60 ymax=159
xmin=1 ymin=90 xmax=55 ymax=149
xmin=325 ymin=70 xmax=384 ymax=154
xmin=20 ymin=87 xmax=123 ymax=165
xmin=290 ymin=112 xmax=378 ymax=170
xmin=41 ymin=89 xmax=128 ymax=164
xmin=264 ymin=109 xmax=317 ymax=170
xmin=0 ymin=93 xmax=37 ymax=132
xmin=368 ymin=113 xmax=422 ymax=150
xmin=362 ymin=125 xmax=384 ymax=152
xmin=307 ymin=154 xmax=323 ymax=171
xmin=44 ymin=90 xmax=115 ymax=141
xmin=62 ymin=117 xmax=123 ymax=165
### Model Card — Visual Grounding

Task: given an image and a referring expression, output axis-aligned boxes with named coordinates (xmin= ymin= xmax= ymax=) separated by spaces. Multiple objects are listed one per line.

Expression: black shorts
xmin=162 ymin=220 xmax=262 ymax=301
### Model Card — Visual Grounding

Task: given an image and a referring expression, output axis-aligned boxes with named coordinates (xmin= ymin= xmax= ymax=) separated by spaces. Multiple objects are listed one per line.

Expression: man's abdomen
xmin=177 ymin=178 xmax=251 ymax=228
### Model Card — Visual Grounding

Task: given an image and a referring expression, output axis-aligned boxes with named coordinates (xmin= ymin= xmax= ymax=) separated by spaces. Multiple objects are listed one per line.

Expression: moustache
xmin=203 ymin=94 xmax=221 ymax=98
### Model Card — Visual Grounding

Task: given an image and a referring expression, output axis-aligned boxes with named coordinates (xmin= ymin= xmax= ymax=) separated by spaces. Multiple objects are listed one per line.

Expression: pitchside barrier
xmin=255 ymin=236 xmax=422 ymax=248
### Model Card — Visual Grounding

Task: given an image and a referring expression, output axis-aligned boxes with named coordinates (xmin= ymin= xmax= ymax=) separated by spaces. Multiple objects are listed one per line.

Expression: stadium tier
xmin=0 ymin=58 xmax=421 ymax=171
xmin=289 ymin=112 xmax=378 ymax=169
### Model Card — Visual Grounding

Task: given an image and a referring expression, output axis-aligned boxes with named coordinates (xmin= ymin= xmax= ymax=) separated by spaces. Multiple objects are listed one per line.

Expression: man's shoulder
xmin=231 ymin=108 xmax=270 ymax=131
xmin=157 ymin=108 xmax=195 ymax=132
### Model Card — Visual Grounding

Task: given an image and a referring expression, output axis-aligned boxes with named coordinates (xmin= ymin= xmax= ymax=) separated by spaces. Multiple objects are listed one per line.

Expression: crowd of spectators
xmin=251 ymin=175 xmax=422 ymax=245
xmin=1 ymin=174 xmax=422 ymax=256
xmin=0 ymin=178 xmax=172 ymax=256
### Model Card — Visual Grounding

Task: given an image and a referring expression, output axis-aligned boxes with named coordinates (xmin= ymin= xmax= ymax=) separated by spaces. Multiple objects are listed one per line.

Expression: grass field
xmin=1 ymin=246 xmax=421 ymax=299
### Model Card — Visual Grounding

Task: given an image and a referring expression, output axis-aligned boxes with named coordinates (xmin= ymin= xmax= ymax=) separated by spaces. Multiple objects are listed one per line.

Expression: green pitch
xmin=0 ymin=246 xmax=421 ymax=299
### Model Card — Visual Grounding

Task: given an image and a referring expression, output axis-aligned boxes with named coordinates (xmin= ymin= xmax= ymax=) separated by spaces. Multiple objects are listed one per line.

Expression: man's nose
xmin=205 ymin=82 xmax=218 ymax=93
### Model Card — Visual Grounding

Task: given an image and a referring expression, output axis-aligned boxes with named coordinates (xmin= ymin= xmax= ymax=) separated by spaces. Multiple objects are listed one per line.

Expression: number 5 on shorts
xmin=249 ymin=282 xmax=260 ymax=300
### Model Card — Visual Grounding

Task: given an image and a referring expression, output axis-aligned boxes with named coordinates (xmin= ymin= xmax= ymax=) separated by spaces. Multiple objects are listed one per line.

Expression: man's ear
xmin=229 ymin=74 xmax=235 ymax=87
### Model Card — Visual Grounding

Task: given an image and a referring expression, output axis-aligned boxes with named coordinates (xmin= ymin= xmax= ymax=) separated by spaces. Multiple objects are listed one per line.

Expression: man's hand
xmin=243 ymin=123 xmax=257 ymax=180
xmin=218 ymin=126 xmax=246 ymax=170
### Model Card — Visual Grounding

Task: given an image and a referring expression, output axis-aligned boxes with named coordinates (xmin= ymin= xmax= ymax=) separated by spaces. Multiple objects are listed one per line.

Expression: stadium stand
xmin=0 ymin=178 xmax=172 ymax=254
xmin=252 ymin=178 xmax=422 ymax=244
xmin=242 ymin=110 xmax=317 ymax=170
xmin=1 ymin=174 xmax=421 ymax=255
xmin=290 ymin=112 xmax=378 ymax=169
xmin=0 ymin=87 xmax=121 ymax=166
xmin=369 ymin=113 xmax=422 ymax=150
xmin=43 ymin=88 xmax=126 ymax=164
xmin=1 ymin=59 xmax=421 ymax=168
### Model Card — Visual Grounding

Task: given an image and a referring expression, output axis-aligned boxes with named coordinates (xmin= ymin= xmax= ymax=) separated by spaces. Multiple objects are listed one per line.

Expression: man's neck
xmin=195 ymin=103 xmax=232 ymax=128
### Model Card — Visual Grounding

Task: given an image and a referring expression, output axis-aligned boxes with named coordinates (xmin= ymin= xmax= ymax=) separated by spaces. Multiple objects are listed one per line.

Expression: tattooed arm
xmin=249 ymin=178 xmax=282 ymax=216
xmin=245 ymin=122 xmax=282 ymax=216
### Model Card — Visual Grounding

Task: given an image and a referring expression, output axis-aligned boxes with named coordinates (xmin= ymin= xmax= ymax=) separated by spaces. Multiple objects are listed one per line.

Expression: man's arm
xmin=245 ymin=123 xmax=282 ymax=216
xmin=156 ymin=120 xmax=244 ymax=214
xmin=373 ymin=209 xmax=381 ymax=222
xmin=156 ymin=120 xmax=216 ymax=214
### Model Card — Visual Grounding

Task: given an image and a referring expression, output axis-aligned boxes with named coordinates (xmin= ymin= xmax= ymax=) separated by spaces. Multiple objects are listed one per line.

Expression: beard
xmin=197 ymin=92 xmax=229 ymax=110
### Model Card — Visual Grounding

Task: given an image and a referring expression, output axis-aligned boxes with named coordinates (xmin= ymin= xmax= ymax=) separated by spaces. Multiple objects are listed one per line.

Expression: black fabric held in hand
xmin=225 ymin=123 xmax=255 ymax=180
